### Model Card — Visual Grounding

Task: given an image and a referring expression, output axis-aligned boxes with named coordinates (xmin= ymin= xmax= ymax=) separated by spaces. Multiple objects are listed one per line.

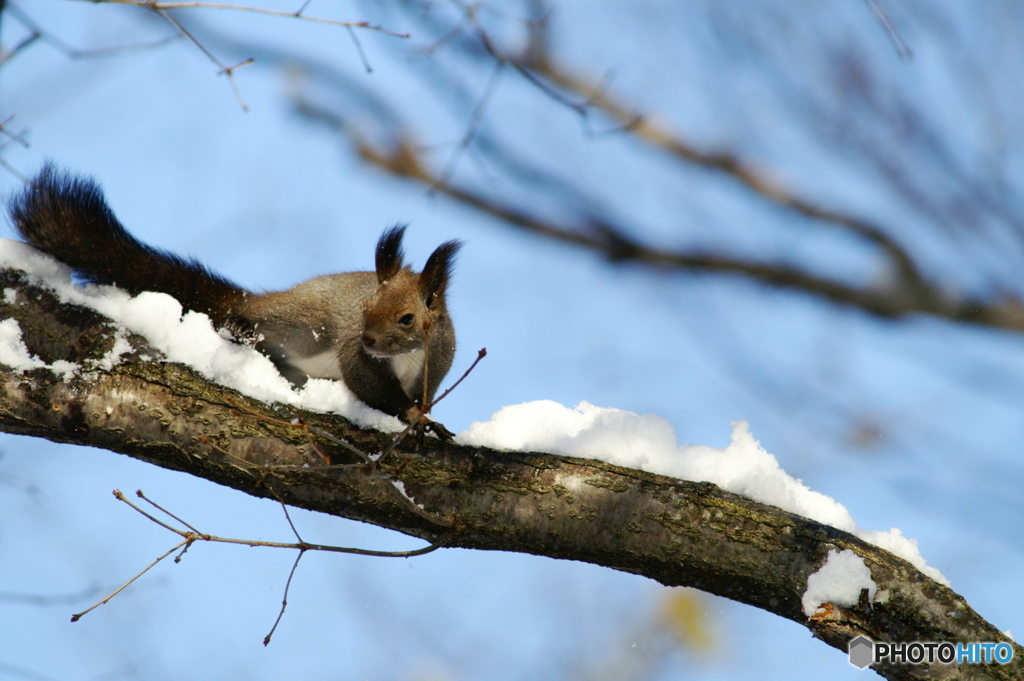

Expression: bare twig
xmin=428 ymin=347 xmax=487 ymax=411
xmin=71 ymin=533 xmax=190 ymax=622
xmin=432 ymin=60 xmax=505 ymax=192
xmin=0 ymin=158 xmax=29 ymax=182
xmin=80 ymin=0 xmax=410 ymax=37
xmin=863 ymin=0 xmax=913 ymax=60
xmin=344 ymin=24 xmax=373 ymax=73
xmin=420 ymin=320 xmax=433 ymax=414
xmin=263 ymin=549 xmax=304 ymax=645
xmin=123 ymin=489 xmax=445 ymax=556
xmin=375 ymin=345 xmax=488 ymax=468
xmin=0 ymin=30 xmax=41 ymax=67
xmin=155 ymin=7 xmax=252 ymax=110
xmin=69 ymin=489 xmax=446 ymax=626
xmin=0 ymin=115 xmax=32 ymax=180
xmin=276 ymin=497 xmax=305 ymax=544
xmin=69 ymin=0 xmax=404 ymax=110
xmin=301 ymin=425 xmax=374 ymax=465
xmin=138 ymin=489 xmax=202 ymax=534
xmin=0 ymin=115 xmax=30 ymax=149
xmin=3 ymin=2 xmax=181 ymax=62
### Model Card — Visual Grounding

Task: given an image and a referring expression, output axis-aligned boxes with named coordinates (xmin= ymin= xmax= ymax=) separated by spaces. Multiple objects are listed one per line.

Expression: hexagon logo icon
xmin=848 ymin=636 xmax=874 ymax=669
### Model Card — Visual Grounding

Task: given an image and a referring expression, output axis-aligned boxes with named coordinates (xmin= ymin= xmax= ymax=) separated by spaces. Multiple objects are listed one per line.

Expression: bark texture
xmin=0 ymin=268 xmax=1020 ymax=681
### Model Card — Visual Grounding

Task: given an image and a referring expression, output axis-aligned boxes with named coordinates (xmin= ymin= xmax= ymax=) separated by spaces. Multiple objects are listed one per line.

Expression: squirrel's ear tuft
xmin=419 ymin=239 xmax=461 ymax=307
xmin=376 ymin=224 xmax=407 ymax=283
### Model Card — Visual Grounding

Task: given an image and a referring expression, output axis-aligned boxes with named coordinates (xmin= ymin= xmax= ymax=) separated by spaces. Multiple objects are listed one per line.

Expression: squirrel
xmin=8 ymin=165 xmax=462 ymax=439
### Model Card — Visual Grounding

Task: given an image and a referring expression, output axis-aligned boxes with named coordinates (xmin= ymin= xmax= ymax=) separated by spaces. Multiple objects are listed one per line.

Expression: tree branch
xmin=305 ymin=110 xmax=1024 ymax=333
xmin=0 ymin=267 xmax=1019 ymax=681
xmin=171 ymin=6 xmax=1024 ymax=334
xmin=411 ymin=0 xmax=928 ymax=286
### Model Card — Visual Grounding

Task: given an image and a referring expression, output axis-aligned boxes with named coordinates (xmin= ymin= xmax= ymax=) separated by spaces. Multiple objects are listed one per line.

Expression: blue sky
xmin=2 ymin=2 xmax=1023 ymax=680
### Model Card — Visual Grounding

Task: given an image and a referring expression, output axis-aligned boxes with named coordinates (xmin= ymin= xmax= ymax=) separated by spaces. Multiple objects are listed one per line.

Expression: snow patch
xmin=0 ymin=318 xmax=78 ymax=379
xmin=802 ymin=548 xmax=877 ymax=617
xmin=460 ymin=401 xmax=948 ymax=585
xmin=93 ymin=329 xmax=134 ymax=371
xmin=391 ymin=480 xmax=425 ymax=509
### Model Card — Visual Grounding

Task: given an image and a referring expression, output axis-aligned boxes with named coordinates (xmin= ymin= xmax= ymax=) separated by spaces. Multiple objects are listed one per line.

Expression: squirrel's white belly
xmin=391 ymin=349 xmax=425 ymax=397
xmin=288 ymin=347 xmax=424 ymax=397
xmin=288 ymin=348 xmax=344 ymax=380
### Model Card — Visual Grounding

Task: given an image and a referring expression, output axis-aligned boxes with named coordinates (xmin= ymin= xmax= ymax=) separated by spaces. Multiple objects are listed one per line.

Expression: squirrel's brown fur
xmin=10 ymin=165 xmax=461 ymax=438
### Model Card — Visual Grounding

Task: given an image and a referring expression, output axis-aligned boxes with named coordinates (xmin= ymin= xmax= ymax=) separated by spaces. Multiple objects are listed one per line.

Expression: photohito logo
xmin=848 ymin=636 xmax=1015 ymax=669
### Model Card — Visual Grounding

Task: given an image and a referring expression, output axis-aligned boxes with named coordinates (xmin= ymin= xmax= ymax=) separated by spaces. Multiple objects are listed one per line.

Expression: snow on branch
xmin=0 ymin=259 xmax=1020 ymax=680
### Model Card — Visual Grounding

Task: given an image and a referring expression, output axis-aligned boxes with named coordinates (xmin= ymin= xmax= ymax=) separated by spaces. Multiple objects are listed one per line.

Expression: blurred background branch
xmin=3 ymin=2 xmax=1024 ymax=680
xmin=155 ymin=0 xmax=1024 ymax=332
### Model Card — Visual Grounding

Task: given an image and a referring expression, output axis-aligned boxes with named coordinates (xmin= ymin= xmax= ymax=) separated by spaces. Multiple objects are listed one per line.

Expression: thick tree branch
xmin=0 ymin=268 xmax=1020 ymax=681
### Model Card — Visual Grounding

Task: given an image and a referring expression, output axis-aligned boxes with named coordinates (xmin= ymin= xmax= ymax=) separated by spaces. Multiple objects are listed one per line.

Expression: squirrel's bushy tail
xmin=10 ymin=164 xmax=247 ymax=328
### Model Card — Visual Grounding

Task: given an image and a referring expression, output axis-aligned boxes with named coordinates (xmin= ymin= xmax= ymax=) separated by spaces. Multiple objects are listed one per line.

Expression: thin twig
xmin=0 ymin=116 xmax=32 ymax=180
xmin=71 ymin=489 xmax=449 ymax=624
xmin=155 ymin=7 xmax=252 ymax=110
xmin=137 ymin=489 xmax=201 ymax=534
xmin=263 ymin=549 xmax=304 ymax=645
xmin=373 ymin=346 xmax=486 ymax=468
xmin=428 ymin=347 xmax=486 ymax=410
xmin=377 ymin=424 xmax=416 ymax=464
xmin=432 ymin=60 xmax=505 ymax=192
xmin=863 ymin=0 xmax=913 ymax=60
xmin=91 ymin=0 xmax=410 ymax=37
xmin=120 ymin=489 xmax=447 ymax=556
xmin=114 ymin=489 xmax=189 ymax=536
xmin=344 ymin=24 xmax=373 ymax=73
xmin=0 ymin=116 xmax=30 ymax=148
xmin=0 ymin=31 xmax=41 ymax=67
xmin=3 ymin=3 xmax=182 ymax=62
xmin=421 ymin=322 xmax=432 ymax=414
xmin=385 ymin=345 xmax=487 ymax=462
xmin=71 ymin=536 xmax=191 ymax=622
xmin=0 ymin=158 xmax=29 ymax=182
xmin=302 ymin=425 xmax=374 ymax=465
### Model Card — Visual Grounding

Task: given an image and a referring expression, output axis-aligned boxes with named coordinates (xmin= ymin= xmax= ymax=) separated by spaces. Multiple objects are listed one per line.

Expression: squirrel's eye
xmin=399 ymin=313 xmax=415 ymax=325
